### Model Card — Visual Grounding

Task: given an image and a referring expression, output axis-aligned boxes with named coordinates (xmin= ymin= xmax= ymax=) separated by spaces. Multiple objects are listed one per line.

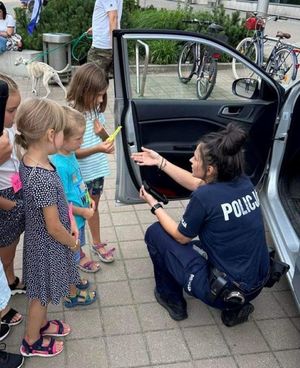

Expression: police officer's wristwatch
xmin=151 ymin=203 xmax=163 ymax=214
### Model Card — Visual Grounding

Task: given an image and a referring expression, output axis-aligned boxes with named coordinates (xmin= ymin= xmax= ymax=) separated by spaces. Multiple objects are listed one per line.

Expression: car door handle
xmin=221 ymin=106 xmax=242 ymax=115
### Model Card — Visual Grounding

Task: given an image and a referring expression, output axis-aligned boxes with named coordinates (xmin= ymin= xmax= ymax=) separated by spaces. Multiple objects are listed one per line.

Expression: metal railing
xmin=135 ymin=40 xmax=149 ymax=96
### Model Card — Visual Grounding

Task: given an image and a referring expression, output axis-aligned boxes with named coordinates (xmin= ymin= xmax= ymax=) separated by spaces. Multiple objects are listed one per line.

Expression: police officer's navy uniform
xmin=145 ymin=175 xmax=270 ymax=310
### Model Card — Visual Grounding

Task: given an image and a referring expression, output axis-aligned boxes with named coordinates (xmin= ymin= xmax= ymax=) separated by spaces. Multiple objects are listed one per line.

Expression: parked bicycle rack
xmin=135 ymin=40 xmax=149 ymax=97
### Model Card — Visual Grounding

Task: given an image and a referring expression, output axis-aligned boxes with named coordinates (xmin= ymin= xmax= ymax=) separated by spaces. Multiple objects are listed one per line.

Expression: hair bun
xmin=218 ymin=123 xmax=247 ymax=156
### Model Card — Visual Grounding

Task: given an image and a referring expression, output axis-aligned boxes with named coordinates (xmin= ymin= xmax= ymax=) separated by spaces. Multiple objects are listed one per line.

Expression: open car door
xmin=113 ymin=29 xmax=285 ymax=204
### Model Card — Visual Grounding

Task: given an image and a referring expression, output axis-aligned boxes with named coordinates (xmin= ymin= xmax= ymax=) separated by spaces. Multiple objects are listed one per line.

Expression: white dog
xmin=15 ymin=56 xmax=69 ymax=98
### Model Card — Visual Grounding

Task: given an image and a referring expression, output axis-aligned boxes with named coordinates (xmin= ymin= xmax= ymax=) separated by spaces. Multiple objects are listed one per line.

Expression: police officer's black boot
xmin=221 ymin=303 xmax=254 ymax=327
xmin=154 ymin=288 xmax=188 ymax=321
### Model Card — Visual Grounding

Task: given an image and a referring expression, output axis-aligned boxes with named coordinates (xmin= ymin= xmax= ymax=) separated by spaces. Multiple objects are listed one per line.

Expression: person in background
xmin=131 ymin=123 xmax=270 ymax=327
xmin=87 ymin=0 xmax=123 ymax=78
xmin=0 ymin=2 xmax=15 ymax=54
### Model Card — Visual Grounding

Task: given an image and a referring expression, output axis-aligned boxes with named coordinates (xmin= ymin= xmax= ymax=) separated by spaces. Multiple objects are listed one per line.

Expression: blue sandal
xmin=76 ymin=279 xmax=90 ymax=290
xmin=20 ymin=336 xmax=63 ymax=357
xmin=64 ymin=289 xmax=97 ymax=308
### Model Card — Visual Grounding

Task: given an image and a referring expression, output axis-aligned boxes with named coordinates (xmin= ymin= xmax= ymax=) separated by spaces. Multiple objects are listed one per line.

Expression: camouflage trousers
xmin=87 ymin=47 xmax=113 ymax=78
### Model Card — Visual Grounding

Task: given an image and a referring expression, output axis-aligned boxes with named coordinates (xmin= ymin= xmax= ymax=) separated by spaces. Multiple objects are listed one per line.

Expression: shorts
xmin=86 ymin=177 xmax=104 ymax=196
xmin=74 ymin=225 xmax=86 ymax=264
xmin=87 ymin=47 xmax=113 ymax=78
xmin=0 ymin=259 xmax=11 ymax=311
xmin=0 ymin=187 xmax=25 ymax=247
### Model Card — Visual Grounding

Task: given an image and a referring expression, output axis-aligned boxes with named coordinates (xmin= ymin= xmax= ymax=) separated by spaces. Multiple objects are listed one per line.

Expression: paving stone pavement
xmin=3 ymin=73 xmax=299 ymax=368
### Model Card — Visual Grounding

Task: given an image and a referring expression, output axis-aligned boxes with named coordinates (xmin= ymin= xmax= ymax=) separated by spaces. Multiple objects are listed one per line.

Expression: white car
xmin=112 ymin=28 xmax=300 ymax=311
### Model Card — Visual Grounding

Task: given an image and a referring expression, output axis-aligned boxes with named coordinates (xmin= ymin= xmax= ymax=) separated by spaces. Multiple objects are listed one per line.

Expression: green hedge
xmin=15 ymin=2 xmax=247 ymax=65
xmin=15 ymin=0 xmax=95 ymax=51
xmin=125 ymin=5 xmax=248 ymax=64
xmin=15 ymin=0 xmax=140 ymax=62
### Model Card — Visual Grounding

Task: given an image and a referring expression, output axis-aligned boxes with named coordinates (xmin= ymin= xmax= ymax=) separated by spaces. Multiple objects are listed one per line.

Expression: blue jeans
xmin=74 ymin=226 xmax=86 ymax=264
xmin=0 ymin=36 xmax=7 ymax=54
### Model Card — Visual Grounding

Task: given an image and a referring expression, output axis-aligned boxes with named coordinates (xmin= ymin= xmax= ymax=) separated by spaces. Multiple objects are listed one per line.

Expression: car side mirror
xmin=232 ymin=78 xmax=259 ymax=99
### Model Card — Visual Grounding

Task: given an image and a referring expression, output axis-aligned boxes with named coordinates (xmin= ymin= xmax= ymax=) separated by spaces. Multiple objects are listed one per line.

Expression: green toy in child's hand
xmin=106 ymin=126 xmax=122 ymax=143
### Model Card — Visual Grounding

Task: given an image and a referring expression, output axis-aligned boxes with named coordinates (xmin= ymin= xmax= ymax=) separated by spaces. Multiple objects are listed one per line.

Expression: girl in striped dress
xmin=67 ymin=63 xmax=115 ymax=268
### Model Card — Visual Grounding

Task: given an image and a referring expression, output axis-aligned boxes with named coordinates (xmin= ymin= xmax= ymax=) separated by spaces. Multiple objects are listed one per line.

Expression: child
xmin=51 ymin=106 xmax=97 ymax=307
xmin=67 ymin=63 xmax=115 ymax=265
xmin=0 ymin=74 xmax=24 ymax=327
xmin=0 ymin=259 xmax=24 ymax=368
xmin=16 ymin=98 xmax=80 ymax=358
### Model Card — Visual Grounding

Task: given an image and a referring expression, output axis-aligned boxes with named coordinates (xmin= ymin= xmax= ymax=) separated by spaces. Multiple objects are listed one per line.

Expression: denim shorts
xmin=0 ymin=36 xmax=7 ymax=54
xmin=0 ymin=259 xmax=11 ymax=311
xmin=86 ymin=177 xmax=104 ymax=196
xmin=74 ymin=225 xmax=86 ymax=264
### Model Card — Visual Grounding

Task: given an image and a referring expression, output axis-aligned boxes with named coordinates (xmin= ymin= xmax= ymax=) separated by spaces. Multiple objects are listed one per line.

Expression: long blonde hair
xmin=15 ymin=98 xmax=66 ymax=150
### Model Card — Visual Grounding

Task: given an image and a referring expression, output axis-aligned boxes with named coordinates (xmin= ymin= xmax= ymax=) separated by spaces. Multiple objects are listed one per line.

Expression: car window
xmin=125 ymin=37 xmax=260 ymax=101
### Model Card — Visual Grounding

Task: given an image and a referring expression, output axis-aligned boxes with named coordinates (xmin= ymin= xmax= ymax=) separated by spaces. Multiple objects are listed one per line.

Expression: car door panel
xmin=130 ymin=98 xmax=278 ymax=198
xmin=113 ymin=29 xmax=283 ymax=203
xmin=113 ymin=28 xmax=299 ymax=311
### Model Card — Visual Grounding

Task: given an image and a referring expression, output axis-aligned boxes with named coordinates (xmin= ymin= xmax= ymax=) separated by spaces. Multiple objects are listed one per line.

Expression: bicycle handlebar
xmin=248 ymin=12 xmax=288 ymax=22
xmin=182 ymin=19 xmax=211 ymax=25
xmin=182 ymin=19 xmax=224 ymax=33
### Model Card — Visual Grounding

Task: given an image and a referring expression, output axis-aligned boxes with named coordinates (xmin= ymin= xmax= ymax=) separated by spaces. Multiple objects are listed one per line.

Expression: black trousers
xmin=145 ymin=222 xmax=263 ymax=310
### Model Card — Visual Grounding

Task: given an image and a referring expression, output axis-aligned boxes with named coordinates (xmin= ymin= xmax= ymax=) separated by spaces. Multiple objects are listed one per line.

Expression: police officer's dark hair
xmin=199 ymin=122 xmax=247 ymax=182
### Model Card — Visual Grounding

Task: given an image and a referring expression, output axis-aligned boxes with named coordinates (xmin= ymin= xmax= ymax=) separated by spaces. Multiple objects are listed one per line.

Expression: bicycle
xmin=232 ymin=13 xmax=299 ymax=86
xmin=178 ymin=19 xmax=227 ymax=100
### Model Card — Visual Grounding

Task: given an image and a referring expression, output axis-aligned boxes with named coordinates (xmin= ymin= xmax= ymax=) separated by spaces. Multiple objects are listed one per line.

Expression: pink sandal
xmin=78 ymin=252 xmax=101 ymax=273
xmin=40 ymin=320 xmax=71 ymax=337
xmin=91 ymin=242 xmax=115 ymax=263
xmin=20 ymin=336 xmax=63 ymax=357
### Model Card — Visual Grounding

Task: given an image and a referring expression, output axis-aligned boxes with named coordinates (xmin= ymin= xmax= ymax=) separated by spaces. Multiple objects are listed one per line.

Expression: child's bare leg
xmin=88 ymin=193 xmax=101 ymax=244
xmin=26 ymin=299 xmax=47 ymax=342
xmin=78 ymin=199 xmax=101 ymax=272
xmin=0 ymin=239 xmax=21 ymax=285
xmin=89 ymin=193 xmax=114 ymax=262
xmin=25 ymin=299 xmax=64 ymax=350
xmin=69 ymin=284 xmax=77 ymax=296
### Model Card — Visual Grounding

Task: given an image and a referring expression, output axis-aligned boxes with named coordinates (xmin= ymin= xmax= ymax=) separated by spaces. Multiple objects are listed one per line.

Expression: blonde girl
xmin=0 ymin=74 xmax=24 ymax=327
xmin=67 ymin=62 xmax=115 ymax=266
xmin=16 ymin=98 xmax=80 ymax=358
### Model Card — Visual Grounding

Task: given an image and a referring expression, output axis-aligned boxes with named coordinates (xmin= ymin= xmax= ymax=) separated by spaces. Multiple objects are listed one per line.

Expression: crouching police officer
xmin=131 ymin=123 xmax=288 ymax=327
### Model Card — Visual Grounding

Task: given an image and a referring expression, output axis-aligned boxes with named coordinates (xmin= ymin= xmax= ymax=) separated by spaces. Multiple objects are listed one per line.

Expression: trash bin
xmin=43 ymin=33 xmax=72 ymax=82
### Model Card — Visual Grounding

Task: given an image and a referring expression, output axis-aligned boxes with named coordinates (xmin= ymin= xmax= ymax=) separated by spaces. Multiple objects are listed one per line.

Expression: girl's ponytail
xmin=14 ymin=131 xmax=28 ymax=150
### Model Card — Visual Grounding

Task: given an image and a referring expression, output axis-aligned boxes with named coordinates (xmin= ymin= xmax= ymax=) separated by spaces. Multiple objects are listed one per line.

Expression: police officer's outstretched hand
xmin=139 ymin=185 xmax=157 ymax=207
xmin=131 ymin=147 xmax=162 ymax=168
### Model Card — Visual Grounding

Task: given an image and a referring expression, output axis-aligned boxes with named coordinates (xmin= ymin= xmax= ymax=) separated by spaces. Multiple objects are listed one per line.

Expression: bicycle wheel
xmin=178 ymin=42 xmax=196 ymax=83
xmin=196 ymin=57 xmax=217 ymax=100
xmin=266 ymin=47 xmax=298 ymax=86
xmin=232 ymin=37 xmax=258 ymax=79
